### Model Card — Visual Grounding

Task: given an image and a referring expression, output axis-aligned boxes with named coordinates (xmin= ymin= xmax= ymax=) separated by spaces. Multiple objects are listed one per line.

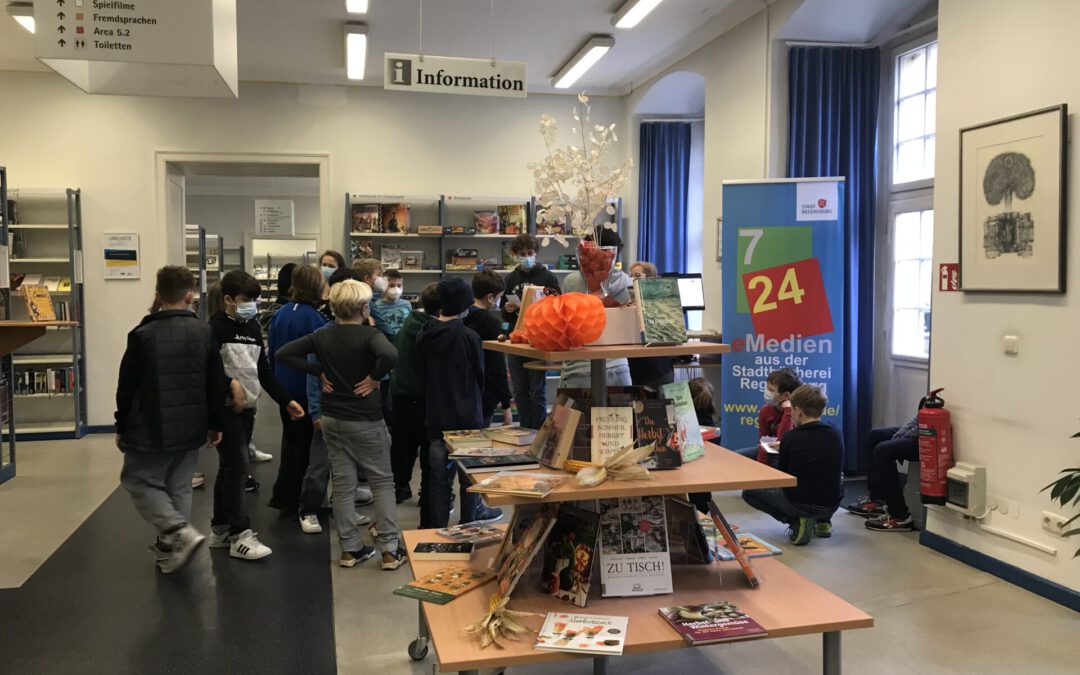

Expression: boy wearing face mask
xmin=747 ymin=368 xmax=802 ymax=463
xmin=741 ymin=384 xmax=844 ymax=545
xmin=371 ymin=269 xmax=412 ymax=341
xmin=501 ymin=234 xmax=561 ymax=430
xmin=208 ymin=270 xmax=305 ymax=561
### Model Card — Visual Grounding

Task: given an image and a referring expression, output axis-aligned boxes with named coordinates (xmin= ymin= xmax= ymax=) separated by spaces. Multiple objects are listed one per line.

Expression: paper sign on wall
xmin=104 ymin=233 xmax=140 ymax=280
xmin=255 ymin=200 xmax=295 ymax=237
xmin=384 ymin=53 xmax=527 ymax=98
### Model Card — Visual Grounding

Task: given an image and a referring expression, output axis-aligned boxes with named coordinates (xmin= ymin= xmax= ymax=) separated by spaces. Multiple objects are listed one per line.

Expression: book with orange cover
xmin=24 ymin=287 xmax=56 ymax=322
xmin=707 ymin=499 xmax=760 ymax=588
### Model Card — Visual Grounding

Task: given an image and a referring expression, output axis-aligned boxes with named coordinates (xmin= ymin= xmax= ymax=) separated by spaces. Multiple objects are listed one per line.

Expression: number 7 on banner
xmin=741 ymin=258 xmax=833 ymax=341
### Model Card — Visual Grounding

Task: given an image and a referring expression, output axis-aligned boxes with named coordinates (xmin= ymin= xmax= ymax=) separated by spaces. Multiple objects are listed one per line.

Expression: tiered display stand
xmin=400 ymin=341 xmax=872 ymax=674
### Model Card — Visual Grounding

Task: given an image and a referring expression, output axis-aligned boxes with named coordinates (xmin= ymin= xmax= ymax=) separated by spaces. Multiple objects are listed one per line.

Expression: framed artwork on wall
xmin=959 ymin=104 xmax=1067 ymax=293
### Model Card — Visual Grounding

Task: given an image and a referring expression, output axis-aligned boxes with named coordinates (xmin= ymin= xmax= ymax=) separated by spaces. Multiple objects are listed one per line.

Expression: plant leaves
xmin=1062 ymin=512 xmax=1080 ymax=527
xmin=1061 ymin=480 xmax=1080 ymax=506
xmin=1059 ymin=527 xmax=1080 ymax=538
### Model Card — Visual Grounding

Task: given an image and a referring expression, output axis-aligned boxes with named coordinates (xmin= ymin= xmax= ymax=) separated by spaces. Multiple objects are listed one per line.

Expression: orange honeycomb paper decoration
xmin=523 ymin=293 xmax=606 ymax=351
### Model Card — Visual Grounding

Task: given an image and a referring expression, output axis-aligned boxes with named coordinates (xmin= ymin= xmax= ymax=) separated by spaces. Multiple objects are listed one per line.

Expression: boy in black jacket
xmin=500 ymin=233 xmax=561 ymax=429
xmin=417 ymin=277 xmax=485 ymax=529
xmin=116 ymin=266 xmax=226 ymax=574
xmin=208 ymin=270 xmax=304 ymax=561
xmin=741 ymin=384 xmax=844 ymax=546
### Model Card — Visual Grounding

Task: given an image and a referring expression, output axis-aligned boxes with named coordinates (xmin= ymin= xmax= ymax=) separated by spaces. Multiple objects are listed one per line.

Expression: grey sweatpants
xmin=320 ymin=416 xmax=400 ymax=554
xmin=120 ymin=448 xmax=200 ymax=536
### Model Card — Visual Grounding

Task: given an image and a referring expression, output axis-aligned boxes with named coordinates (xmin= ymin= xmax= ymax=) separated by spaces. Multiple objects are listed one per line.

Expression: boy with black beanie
xmin=416 ymin=277 xmax=484 ymax=529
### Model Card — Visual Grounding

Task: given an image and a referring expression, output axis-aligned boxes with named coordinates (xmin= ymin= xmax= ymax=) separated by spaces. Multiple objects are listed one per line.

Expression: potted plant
xmin=1041 ymin=434 xmax=1080 ymax=557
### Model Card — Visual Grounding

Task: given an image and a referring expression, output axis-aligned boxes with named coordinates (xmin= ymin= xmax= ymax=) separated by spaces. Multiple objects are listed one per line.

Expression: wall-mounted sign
xmin=34 ymin=0 xmax=237 ymax=98
xmin=384 ymin=52 xmax=527 ymax=98
xmin=939 ymin=263 xmax=960 ymax=292
xmin=255 ymin=200 xmax=295 ymax=237
xmin=104 ymin=233 xmax=140 ymax=280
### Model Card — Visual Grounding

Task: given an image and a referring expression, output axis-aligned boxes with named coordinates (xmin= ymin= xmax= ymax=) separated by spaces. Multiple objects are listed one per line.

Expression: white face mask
xmin=763 ymin=388 xmax=777 ymax=402
xmin=372 ymin=276 xmax=388 ymax=294
xmin=385 ymin=286 xmax=403 ymax=301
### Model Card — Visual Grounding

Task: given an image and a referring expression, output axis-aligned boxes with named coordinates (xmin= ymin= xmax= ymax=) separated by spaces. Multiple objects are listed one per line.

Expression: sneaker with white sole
xmin=299 ymin=514 xmax=323 ymax=534
xmin=251 ymin=449 xmax=273 ymax=463
xmin=207 ymin=524 xmax=231 ymax=548
xmin=356 ymin=513 xmax=372 ymax=527
xmin=158 ymin=526 xmax=206 ymax=574
xmin=230 ymin=529 xmax=272 ymax=560
xmin=354 ymin=486 xmax=374 ymax=506
xmin=381 ymin=548 xmax=407 ymax=570
xmin=340 ymin=545 xmax=377 ymax=568
xmin=865 ymin=513 xmax=914 ymax=532
xmin=191 ymin=473 xmax=205 ymax=489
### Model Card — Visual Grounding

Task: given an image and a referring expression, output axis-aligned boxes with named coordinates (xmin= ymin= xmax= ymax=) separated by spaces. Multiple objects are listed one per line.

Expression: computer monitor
xmin=660 ymin=272 xmax=705 ymax=311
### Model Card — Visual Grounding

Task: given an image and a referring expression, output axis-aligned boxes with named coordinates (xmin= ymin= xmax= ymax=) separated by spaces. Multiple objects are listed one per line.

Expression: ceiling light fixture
xmin=612 ymin=0 xmax=663 ymax=29
xmin=345 ymin=0 xmax=369 ymax=14
xmin=345 ymin=22 xmax=369 ymax=80
xmin=7 ymin=2 xmax=34 ymax=34
xmin=552 ymin=35 xmax=614 ymax=90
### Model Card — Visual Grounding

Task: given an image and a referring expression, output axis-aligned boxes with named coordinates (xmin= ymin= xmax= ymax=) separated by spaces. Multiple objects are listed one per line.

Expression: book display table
xmin=400 ymin=342 xmax=872 ymax=674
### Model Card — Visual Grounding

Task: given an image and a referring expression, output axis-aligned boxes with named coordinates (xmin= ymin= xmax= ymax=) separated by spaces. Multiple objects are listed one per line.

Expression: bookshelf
xmin=3 ymin=186 xmax=88 ymax=442
xmin=0 ymin=166 xmax=12 ymax=482
xmin=184 ymin=226 xmax=210 ymax=319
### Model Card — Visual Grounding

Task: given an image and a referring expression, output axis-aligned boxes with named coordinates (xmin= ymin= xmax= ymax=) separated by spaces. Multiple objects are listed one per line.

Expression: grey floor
xmin=2 ymin=412 xmax=1078 ymax=674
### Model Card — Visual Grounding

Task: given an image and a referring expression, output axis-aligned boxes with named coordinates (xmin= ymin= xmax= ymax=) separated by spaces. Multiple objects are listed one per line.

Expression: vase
xmin=576 ymin=241 xmax=616 ymax=295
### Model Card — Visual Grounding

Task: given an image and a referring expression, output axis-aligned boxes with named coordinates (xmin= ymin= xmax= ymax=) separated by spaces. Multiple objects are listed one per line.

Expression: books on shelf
xmin=417 ymin=224 xmax=443 ymax=235
xmin=538 ymin=217 xmax=567 ymax=236
xmin=349 ymin=239 xmax=375 ymax=263
xmin=660 ymin=381 xmax=705 ymax=463
xmin=635 ymin=399 xmax=683 ymax=470
xmin=474 ymin=210 xmax=500 ymax=235
xmin=491 ymin=503 xmax=559 ymax=597
xmin=597 ymin=496 xmax=673 ymax=597
xmin=658 ymin=602 xmax=767 ymax=645
xmin=469 ymin=471 xmax=570 ymax=499
xmin=535 ymin=612 xmax=628 ymax=655
xmin=58 ymin=276 xmax=72 ymax=293
xmin=706 ymin=500 xmax=760 ymax=588
xmin=501 ymin=241 xmax=516 ymax=268
xmin=590 ymin=406 xmax=634 ymax=465
xmin=497 ymin=204 xmax=526 ymax=235
xmin=541 ymin=503 xmax=601 ymax=607
xmin=54 ymin=300 xmax=75 ymax=322
xmin=558 ymin=254 xmax=579 ymax=270
xmin=443 ymin=429 xmax=491 ymax=451
xmin=634 ymin=277 xmax=688 ymax=345
xmin=14 ymin=367 xmax=75 ymax=395
xmin=448 ymin=445 xmax=528 ymax=458
xmin=350 ymin=203 xmax=381 ymax=233
xmin=482 ymin=425 xmax=537 ymax=446
xmin=401 ymin=250 xmax=425 ymax=271
xmin=532 ymin=397 xmax=581 ymax=470
xmin=44 ymin=276 xmax=61 ymax=292
xmin=391 ymin=565 xmax=494 ymax=605
xmin=380 ymin=203 xmax=411 ymax=233
xmin=665 ymin=497 xmax=711 ymax=565
xmin=443 ymin=224 xmax=477 ymax=236
xmin=696 ymin=513 xmax=781 ymax=561
xmin=456 ymin=454 xmax=540 ymax=474
xmin=436 ymin=523 xmax=505 ymax=548
xmin=380 ymin=243 xmax=402 ymax=270
xmin=446 ymin=248 xmax=479 ymax=271
xmin=24 ymin=287 xmax=56 ymax=322
xmin=410 ymin=541 xmax=474 ymax=561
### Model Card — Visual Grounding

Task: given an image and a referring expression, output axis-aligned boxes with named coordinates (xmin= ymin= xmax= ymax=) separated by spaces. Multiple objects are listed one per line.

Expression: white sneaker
xmin=159 ymin=526 xmax=206 ymax=574
xmin=251 ymin=449 xmax=273 ymax=463
xmin=300 ymin=514 xmax=323 ymax=534
xmin=354 ymin=485 xmax=374 ymax=506
xmin=207 ymin=525 xmax=231 ymax=548
xmin=230 ymin=529 xmax=272 ymax=560
xmin=356 ymin=513 xmax=372 ymax=526
xmin=191 ymin=472 xmax=205 ymax=489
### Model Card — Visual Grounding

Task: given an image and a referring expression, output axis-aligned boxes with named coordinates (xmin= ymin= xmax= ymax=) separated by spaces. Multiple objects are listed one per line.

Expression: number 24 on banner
xmin=741 ymin=258 xmax=833 ymax=340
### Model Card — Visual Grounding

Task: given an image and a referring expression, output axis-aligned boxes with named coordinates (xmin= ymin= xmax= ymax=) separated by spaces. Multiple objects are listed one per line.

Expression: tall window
xmin=893 ymin=42 xmax=937 ymax=184
xmin=887 ymin=39 xmax=937 ymax=361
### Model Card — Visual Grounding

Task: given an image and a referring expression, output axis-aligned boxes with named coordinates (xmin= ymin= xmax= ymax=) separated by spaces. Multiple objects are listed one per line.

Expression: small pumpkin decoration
xmin=523 ymin=292 xmax=606 ymax=351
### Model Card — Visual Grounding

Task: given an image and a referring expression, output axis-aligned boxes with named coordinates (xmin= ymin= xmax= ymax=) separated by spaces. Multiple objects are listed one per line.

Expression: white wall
xmin=0 ymin=72 xmax=626 ymax=426
xmin=624 ymin=0 xmax=801 ymax=332
xmin=928 ymin=0 xmax=1080 ymax=592
xmin=185 ymin=194 xmax=320 ymax=266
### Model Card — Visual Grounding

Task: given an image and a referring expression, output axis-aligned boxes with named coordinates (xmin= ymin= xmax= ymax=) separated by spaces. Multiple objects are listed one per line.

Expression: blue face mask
xmin=519 ymin=255 xmax=536 ymax=270
xmin=321 ymin=266 xmax=335 ymax=280
xmin=235 ymin=301 xmax=258 ymax=322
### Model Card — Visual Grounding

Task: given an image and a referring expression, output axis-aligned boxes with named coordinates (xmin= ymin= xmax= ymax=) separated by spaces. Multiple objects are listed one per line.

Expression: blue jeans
xmin=742 ymin=488 xmax=837 ymax=526
xmin=508 ymin=355 xmax=547 ymax=429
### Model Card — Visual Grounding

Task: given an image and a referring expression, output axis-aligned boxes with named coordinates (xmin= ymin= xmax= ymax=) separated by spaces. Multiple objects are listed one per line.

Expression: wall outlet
xmin=1041 ymin=511 xmax=1070 ymax=536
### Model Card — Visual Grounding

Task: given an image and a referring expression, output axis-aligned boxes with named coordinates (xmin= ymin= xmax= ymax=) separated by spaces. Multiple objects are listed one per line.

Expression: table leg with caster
xmin=823 ymin=631 xmax=841 ymax=675
xmin=408 ymin=601 xmax=431 ymax=661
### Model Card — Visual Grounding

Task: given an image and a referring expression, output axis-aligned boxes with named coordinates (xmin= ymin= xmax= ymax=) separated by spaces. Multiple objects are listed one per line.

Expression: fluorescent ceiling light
xmin=345 ymin=23 xmax=368 ymax=80
xmin=7 ymin=2 xmax=34 ymax=33
xmin=346 ymin=0 xmax=369 ymax=14
xmin=553 ymin=35 xmax=615 ymax=89
xmin=612 ymin=0 xmax=663 ymax=28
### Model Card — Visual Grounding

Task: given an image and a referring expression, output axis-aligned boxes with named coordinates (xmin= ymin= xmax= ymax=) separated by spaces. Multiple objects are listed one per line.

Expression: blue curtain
xmin=637 ymin=122 xmax=691 ymax=273
xmin=787 ymin=46 xmax=880 ymax=473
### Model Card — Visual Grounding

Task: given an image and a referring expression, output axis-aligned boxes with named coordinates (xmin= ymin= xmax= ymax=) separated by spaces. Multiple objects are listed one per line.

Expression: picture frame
xmin=959 ymin=104 xmax=1067 ymax=293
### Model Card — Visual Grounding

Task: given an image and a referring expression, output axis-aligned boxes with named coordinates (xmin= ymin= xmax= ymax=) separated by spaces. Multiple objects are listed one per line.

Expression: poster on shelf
xmin=720 ymin=179 xmax=845 ymax=450
xmin=255 ymin=200 xmax=295 ymax=236
xmin=103 ymin=233 xmax=140 ymax=280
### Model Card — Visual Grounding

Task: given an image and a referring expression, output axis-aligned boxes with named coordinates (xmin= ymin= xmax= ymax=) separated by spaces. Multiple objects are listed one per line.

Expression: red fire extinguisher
xmin=918 ymin=388 xmax=953 ymax=505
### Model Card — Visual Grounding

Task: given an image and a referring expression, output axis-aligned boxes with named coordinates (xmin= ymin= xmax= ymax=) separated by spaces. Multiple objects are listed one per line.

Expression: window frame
xmin=887 ymin=34 xmax=938 ymax=194
xmin=887 ymin=195 xmax=935 ymax=362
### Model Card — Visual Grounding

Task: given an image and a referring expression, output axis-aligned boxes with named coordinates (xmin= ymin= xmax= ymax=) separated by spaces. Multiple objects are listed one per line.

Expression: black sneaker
xmin=787 ymin=516 xmax=814 ymax=546
xmin=244 ymin=474 xmax=260 ymax=493
xmin=395 ymin=487 xmax=413 ymax=504
xmin=339 ymin=545 xmax=377 ymax=568
xmin=466 ymin=504 xmax=504 ymax=525
xmin=381 ymin=547 xmax=407 ymax=570
xmin=865 ymin=514 xmax=914 ymax=532
xmin=845 ymin=495 xmax=885 ymax=518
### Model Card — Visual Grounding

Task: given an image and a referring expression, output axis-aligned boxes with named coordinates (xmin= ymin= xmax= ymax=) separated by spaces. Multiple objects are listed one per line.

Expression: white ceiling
xmin=0 ymin=0 xmax=750 ymax=94
xmin=779 ymin=0 xmax=935 ymax=44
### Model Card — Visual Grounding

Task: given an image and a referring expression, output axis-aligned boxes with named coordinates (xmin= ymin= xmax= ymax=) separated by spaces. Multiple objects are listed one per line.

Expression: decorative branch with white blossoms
xmin=528 ymin=94 xmax=633 ymax=246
